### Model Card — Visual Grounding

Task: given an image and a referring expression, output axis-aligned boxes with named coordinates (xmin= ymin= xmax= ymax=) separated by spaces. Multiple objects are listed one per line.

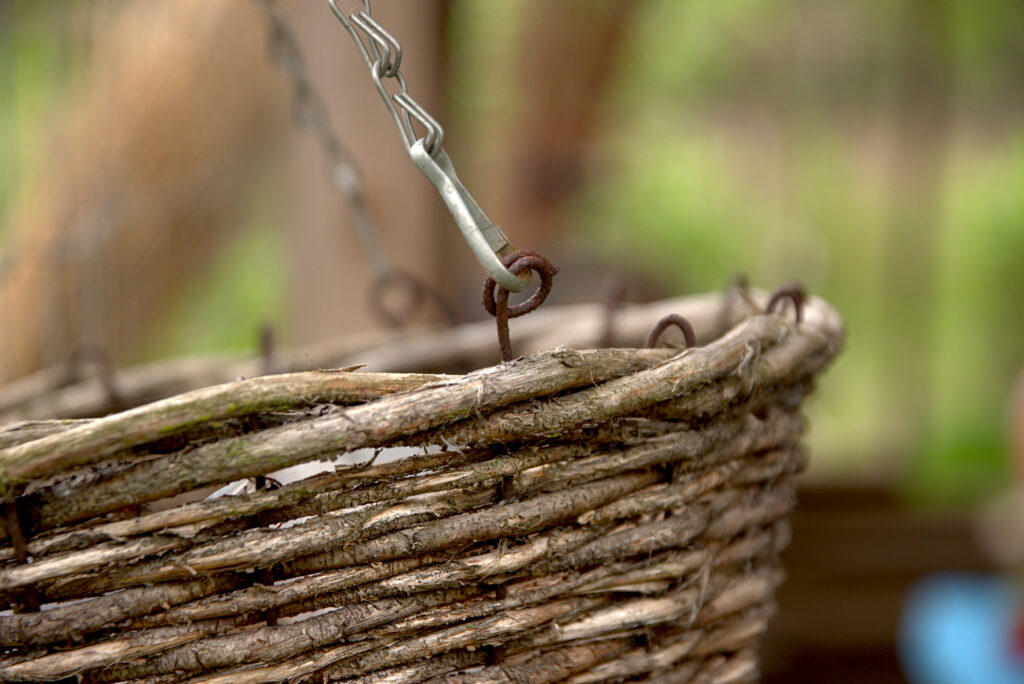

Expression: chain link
xmin=255 ymin=0 xmax=470 ymax=329
xmin=253 ymin=0 xmax=392 ymax=284
xmin=329 ymin=0 xmax=529 ymax=293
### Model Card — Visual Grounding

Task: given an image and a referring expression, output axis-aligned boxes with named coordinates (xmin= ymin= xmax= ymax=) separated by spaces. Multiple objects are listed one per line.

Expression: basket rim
xmin=0 ymin=290 xmax=843 ymax=499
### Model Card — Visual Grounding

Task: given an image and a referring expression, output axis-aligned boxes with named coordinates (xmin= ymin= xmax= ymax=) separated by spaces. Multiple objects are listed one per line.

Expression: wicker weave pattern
xmin=0 ymin=296 xmax=842 ymax=683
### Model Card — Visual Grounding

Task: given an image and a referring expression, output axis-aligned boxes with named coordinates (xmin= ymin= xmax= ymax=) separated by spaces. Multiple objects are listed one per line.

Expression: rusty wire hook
xmin=482 ymin=249 xmax=558 ymax=362
xmin=644 ymin=314 xmax=697 ymax=350
xmin=765 ymin=283 xmax=807 ymax=324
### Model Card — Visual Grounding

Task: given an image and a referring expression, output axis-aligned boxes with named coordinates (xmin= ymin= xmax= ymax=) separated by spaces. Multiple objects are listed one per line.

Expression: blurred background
xmin=1 ymin=0 xmax=1022 ymax=681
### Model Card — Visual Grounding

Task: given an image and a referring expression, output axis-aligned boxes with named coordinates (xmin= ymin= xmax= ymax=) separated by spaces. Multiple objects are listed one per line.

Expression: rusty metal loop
xmin=368 ymin=269 xmax=460 ymax=330
xmin=481 ymin=249 xmax=559 ymax=319
xmin=645 ymin=314 xmax=697 ymax=350
xmin=492 ymin=289 xmax=515 ymax=362
xmin=481 ymin=249 xmax=559 ymax=362
xmin=765 ymin=284 xmax=807 ymax=324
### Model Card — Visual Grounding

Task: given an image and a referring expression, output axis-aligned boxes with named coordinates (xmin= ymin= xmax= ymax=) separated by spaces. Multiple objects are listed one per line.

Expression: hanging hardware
xmin=765 ymin=283 xmax=807 ymax=324
xmin=329 ymin=0 xmax=528 ymax=293
xmin=328 ymin=0 xmax=556 ymax=361
xmin=481 ymin=250 xmax=558 ymax=362
xmin=645 ymin=314 xmax=697 ymax=350
xmin=256 ymin=0 xmax=390 ymax=282
xmin=254 ymin=0 xmax=455 ymax=328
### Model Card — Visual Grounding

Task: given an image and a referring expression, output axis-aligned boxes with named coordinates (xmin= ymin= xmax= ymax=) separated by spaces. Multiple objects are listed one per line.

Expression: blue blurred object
xmin=901 ymin=573 xmax=1024 ymax=684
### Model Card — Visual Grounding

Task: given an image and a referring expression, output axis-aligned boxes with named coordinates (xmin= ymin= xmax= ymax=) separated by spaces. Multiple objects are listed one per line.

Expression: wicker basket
xmin=0 ymin=290 xmax=842 ymax=683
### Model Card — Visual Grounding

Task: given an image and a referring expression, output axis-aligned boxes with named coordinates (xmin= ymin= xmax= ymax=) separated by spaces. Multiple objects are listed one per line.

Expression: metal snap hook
xmin=408 ymin=142 xmax=526 ymax=292
xmin=331 ymin=0 xmax=532 ymax=293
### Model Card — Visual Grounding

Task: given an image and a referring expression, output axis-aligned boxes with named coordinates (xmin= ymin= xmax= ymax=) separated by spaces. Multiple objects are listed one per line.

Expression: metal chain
xmin=255 ymin=0 xmax=468 ymax=328
xmin=329 ymin=0 xmax=528 ymax=293
xmin=252 ymin=0 xmax=392 ymax=284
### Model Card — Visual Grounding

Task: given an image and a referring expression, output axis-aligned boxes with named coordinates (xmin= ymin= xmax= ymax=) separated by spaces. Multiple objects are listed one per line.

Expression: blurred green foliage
xmin=3 ymin=0 xmax=1022 ymax=505
xmin=565 ymin=0 xmax=1024 ymax=503
xmin=0 ymin=2 xmax=64 ymax=243
xmin=134 ymin=208 xmax=288 ymax=362
xmin=0 ymin=1 xmax=289 ymax=362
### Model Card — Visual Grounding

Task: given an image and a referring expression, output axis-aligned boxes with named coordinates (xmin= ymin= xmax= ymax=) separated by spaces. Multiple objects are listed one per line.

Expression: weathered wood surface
xmin=11 ymin=347 xmax=669 ymax=537
xmin=0 ymin=443 xmax=798 ymax=651
xmin=13 ymin=300 xmax=835 ymax=539
xmin=0 ymin=328 xmax=407 ymax=422
xmin=0 ymin=291 xmax=759 ymax=424
xmin=0 ymin=370 xmax=447 ymax=494
xmin=0 ymin=293 xmax=843 ymax=683
xmin=0 ymin=420 xmax=91 ymax=450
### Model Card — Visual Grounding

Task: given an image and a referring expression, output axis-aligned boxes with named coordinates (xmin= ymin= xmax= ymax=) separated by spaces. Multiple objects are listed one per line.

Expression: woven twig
xmin=0 ymin=294 xmax=753 ymax=424
xmin=1 ymin=467 xmax=796 ymax=680
xmin=10 ymin=348 xmax=673 ymax=538
xmin=0 ymin=292 xmax=843 ymax=683
xmin=0 ymin=419 xmax=91 ymax=450
xmin=0 ymin=370 xmax=447 ymax=495
xmin=30 ymin=413 xmax=796 ymax=604
xmin=24 ymin=311 xmax=828 ymax=541
xmin=0 ymin=349 xmax=666 ymax=497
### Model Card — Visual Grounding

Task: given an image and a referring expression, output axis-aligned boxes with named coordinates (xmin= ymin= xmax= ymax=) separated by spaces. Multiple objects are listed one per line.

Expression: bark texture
xmin=0 ymin=293 xmax=843 ymax=683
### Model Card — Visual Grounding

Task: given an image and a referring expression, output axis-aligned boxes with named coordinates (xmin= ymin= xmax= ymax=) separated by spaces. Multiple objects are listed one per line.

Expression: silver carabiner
xmin=408 ymin=141 xmax=525 ymax=292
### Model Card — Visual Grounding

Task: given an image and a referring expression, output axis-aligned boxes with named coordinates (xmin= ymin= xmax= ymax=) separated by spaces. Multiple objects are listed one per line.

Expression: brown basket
xmin=0 ymin=291 xmax=842 ymax=683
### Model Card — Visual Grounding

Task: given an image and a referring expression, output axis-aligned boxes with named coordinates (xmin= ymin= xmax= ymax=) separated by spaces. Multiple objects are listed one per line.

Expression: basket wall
xmin=0 ymin=295 xmax=843 ymax=683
